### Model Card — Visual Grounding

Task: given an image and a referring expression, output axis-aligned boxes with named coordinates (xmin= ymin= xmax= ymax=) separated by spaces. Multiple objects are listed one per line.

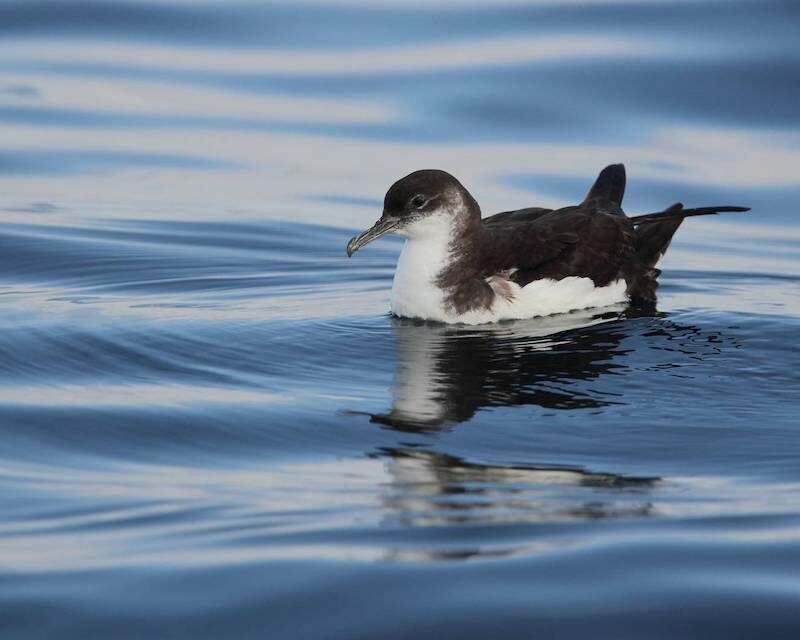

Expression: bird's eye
xmin=410 ymin=195 xmax=427 ymax=209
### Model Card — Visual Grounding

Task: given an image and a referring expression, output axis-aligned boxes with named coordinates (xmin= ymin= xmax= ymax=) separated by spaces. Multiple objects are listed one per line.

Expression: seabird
xmin=346 ymin=164 xmax=749 ymax=324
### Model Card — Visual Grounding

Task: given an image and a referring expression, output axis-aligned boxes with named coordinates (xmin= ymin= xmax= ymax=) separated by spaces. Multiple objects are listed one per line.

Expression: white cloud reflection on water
xmin=2 ymin=454 xmax=800 ymax=572
xmin=1 ymin=25 xmax=798 ymax=249
xmin=0 ymin=74 xmax=398 ymax=124
xmin=0 ymin=383 xmax=288 ymax=408
xmin=0 ymin=35 xmax=662 ymax=75
xmin=2 ymin=124 xmax=799 ymax=228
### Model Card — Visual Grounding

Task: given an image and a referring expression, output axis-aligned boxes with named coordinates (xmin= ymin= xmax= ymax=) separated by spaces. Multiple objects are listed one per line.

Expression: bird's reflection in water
xmin=368 ymin=307 xmax=729 ymax=431
xmin=374 ymin=447 xmax=658 ymax=562
xmin=370 ymin=307 xmax=631 ymax=431
xmin=355 ymin=308 xmax=732 ymax=560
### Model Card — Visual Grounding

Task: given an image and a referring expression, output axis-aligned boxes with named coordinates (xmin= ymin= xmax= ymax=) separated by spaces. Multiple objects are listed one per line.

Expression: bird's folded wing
xmin=483 ymin=206 xmax=553 ymax=227
xmin=483 ymin=206 xmax=633 ymax=287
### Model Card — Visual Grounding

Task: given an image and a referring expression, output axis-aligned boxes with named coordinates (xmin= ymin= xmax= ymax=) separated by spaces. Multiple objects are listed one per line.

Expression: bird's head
xmin=346 ymin=169 xmax=479 ymax=257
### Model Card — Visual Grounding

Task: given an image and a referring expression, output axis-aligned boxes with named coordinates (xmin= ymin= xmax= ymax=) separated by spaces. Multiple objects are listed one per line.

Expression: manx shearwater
xmin=346 ymin=164 xmax=748 ymax=324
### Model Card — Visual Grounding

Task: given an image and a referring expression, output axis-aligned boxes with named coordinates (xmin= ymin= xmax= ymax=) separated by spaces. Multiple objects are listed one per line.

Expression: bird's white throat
xmin=390 ymin=214 xmax=455 ymax=321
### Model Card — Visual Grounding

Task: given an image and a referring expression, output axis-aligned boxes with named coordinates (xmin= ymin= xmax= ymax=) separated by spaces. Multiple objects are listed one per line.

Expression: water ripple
xmin=1 ymin=1 xmax=800 ymax=637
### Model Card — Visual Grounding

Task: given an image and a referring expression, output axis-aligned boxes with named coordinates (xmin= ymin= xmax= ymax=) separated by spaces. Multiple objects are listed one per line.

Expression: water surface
xmin=1 ymin=1 xmax=800 ymax=638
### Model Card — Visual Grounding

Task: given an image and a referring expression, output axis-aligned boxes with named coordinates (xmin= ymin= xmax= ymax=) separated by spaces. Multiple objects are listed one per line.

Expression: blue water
xmin=1 ymin=1 xmax=800 ymax=637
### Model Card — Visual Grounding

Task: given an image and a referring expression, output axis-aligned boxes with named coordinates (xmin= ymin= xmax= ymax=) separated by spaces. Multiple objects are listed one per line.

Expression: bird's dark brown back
xmin=475 ymin=164 xmax=734 ymax=306
xmin=480 ymin=201 xmax=637 ymax=290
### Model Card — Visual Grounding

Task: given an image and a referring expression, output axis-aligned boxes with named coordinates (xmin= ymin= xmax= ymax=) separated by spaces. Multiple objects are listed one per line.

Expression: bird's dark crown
xmin=383 ymin=169 xmax=475 ymax=218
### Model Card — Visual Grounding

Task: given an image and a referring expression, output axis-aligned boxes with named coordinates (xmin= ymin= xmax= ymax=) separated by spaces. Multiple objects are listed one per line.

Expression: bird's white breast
xmin=390 ymin=218 xmax=452 ymax=322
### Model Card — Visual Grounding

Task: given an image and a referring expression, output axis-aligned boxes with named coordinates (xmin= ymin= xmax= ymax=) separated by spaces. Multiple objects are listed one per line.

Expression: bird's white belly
xmin=488 ymin=276 xmax=628 ymax=323
xmin=390 ymin=240 xmax=627 ymax=324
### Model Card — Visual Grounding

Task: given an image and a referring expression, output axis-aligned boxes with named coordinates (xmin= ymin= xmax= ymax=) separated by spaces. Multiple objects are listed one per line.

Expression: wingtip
xmin=585 ymin=163 xmax=626 ymax=205
xmin=599 ymin=162 xmax=626 ymax=177
xmin=719 ymin=206 xmax=751 ymax=213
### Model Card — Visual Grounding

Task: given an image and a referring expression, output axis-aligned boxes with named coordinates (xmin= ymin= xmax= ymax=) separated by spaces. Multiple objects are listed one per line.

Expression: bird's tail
xmin=630 ymin=204 xmax=750 ymax=226
xmin=628 ymin=202 xmax=749 ymax=307
xmin=632 ymin=202 xmax=749 ymax=267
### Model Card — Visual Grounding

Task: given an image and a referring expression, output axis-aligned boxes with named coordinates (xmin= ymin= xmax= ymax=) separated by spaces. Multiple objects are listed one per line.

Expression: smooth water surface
xmin=1 ymin=1 xmax=799 ymax=638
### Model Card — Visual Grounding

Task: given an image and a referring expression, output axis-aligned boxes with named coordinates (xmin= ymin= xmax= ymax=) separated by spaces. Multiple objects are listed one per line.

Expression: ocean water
xmin=1 ymin=1 xmax=800 ymax=637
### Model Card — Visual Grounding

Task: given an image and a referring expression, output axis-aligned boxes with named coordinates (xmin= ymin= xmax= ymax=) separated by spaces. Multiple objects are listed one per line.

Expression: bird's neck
xmin=390 ymin=215 xmax=486 ymax=321
xmin=392 ymin=217 xmax=456 ymax=300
